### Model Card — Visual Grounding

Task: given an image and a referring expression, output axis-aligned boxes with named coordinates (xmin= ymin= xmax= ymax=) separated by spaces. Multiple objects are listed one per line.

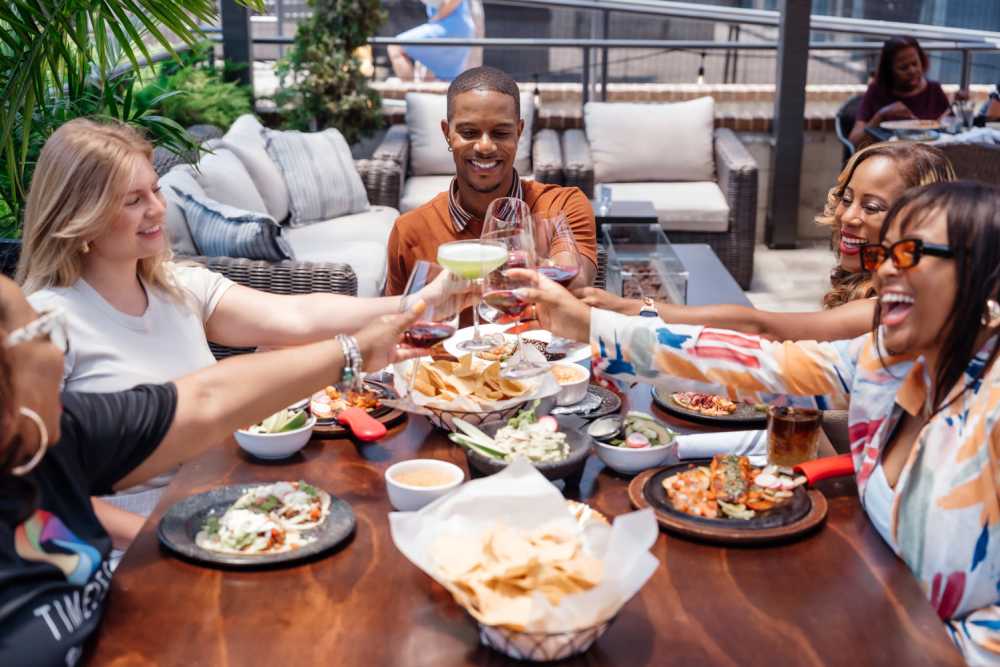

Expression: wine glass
xmin=534 ymin=213 xmax=585 ymax=354
xmin=437 ymin=239 xmax=506 ymax=351
xmin=398 ymin=261 xmax=464 ymax=395
xmin=481 ymin=197 xmax=549 ymax=379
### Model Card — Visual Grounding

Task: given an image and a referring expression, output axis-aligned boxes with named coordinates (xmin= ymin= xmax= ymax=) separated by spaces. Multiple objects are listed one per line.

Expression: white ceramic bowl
xmin=385 ymin=459 xmax=465 ymax=511
xmin=550 ymin=362 xmax=591 ymax=406
xmin=235 ymin=416 xmax=316 ymax=460
xmin=593 ymin=438 xmax=673 ymax=476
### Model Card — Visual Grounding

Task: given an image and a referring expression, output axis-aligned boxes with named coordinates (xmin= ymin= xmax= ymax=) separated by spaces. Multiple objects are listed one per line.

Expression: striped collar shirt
xmin=447 ymin=170 xmax=524 ymax=233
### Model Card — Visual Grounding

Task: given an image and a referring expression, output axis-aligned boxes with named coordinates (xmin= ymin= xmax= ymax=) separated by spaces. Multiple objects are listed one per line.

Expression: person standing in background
xmin=388 ymin=0 xmax=476 ymax=82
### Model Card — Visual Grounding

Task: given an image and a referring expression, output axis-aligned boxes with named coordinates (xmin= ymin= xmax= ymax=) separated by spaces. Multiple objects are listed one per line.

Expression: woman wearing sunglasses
xmin=0 ymin=276 xmax=424 ymax=666
xmin=517 ymin=180 xmax=1000 ymax=663
xmin=573 ymin=142 xmax=955 ymax=342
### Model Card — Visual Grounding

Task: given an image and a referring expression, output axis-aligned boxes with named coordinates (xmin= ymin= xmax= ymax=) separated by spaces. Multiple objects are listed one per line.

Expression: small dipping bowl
xmin=235 ymin=416 xmax=317 ymax=460
xmin=385 ymin=459 xmax=465 ymax=511
xmin=550 ymin=362 xmax=591 ymax=407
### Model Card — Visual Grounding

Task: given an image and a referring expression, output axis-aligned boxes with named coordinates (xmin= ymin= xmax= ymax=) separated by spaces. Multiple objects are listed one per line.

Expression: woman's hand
xmin=872 ymin=101 xmax=915 ymax=124
xmin=416 ymin=270 xmax=478 ymax=316
xmin=573 ymin=287 xmax=640 ymax=315
xmin=354 ymin=301 xmax=428 ymax=371
xmin=507 ymin=270 xmax=591 ymax=342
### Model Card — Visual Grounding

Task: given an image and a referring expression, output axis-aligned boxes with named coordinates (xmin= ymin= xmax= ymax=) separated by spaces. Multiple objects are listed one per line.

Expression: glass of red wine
xmin=400 ymin=261 xmax=463 ymax=349
xmin=481 ymin=199 xmax=548 ymax=379
xmin=534 ymin=213 xmax=585 ymax=354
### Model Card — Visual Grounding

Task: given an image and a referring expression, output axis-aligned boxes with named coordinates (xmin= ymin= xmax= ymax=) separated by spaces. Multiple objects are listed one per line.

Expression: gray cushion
xmin=264 ymin=128 xmax=369 ymax=226
xmin=282 ymin=206 xmax=398 ymax=297
xmin=585 ymin=98 xmax=715 ymax=183
xmin=400 ymin=175 xmax=453 ymax=212
xmin=223 ymin=115 xmax=290 ymax=223
xmin=158 ymin=165 xmax=204 ymax=255
xmin=604 ymin=181 xmax=730 ymax=232
xmin=171 ymin=187 xmax=294 ymax=261
xmin=192 ymin=139 xmax=269 ymax=214
xmin=405 ymin=92 xmax=535 ymax=177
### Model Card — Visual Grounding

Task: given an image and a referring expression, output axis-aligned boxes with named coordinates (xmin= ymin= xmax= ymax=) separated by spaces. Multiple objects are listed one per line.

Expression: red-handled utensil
xmin=794 ymin=453 xmax=854 ymax=485
xmin=336 ymin=406 xmax=387 ymax=442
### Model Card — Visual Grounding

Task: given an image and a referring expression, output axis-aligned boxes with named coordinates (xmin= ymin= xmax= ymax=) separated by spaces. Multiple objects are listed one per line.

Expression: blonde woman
xmin=576 ymin=142 xmax=955 ymax=341
xmin=16 ymin=118 xmax=417 ymax=547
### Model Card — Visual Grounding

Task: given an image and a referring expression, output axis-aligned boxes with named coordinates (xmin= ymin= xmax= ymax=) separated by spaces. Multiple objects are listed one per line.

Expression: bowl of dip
xmin=550 ymin=363 xmax=590 ymax=406
xmin=385 ymin=459 xmax=465 ymax=511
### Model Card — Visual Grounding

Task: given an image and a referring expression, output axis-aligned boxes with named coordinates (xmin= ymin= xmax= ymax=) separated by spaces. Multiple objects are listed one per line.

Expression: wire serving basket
xmin=477 ymin=616 xmax=617 ymax=662
xmin=423 ymin=402 xmax=528 ymax=433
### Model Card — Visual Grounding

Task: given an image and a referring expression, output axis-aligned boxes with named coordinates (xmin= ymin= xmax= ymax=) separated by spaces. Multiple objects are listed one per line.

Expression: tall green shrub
xmin=275 ymin=0 xmax=385 ymax=144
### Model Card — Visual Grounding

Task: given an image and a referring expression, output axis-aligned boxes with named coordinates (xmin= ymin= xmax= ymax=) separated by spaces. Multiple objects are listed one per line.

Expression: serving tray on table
xmin=310 ymin=381 xmax=406 ymax=438
xmin=628 ymin=460 xmax=828 ymax=545
xmin=651 ymin=387 xmax=767 ymax=429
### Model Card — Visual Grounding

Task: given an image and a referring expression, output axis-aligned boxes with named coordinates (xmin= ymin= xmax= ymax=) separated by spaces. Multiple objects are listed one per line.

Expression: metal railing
xmin=234 ymin=33 xmax=1000 ymax=104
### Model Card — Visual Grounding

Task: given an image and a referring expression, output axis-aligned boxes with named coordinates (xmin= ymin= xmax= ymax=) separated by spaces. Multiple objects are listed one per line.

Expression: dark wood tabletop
xmin=87 ymin=384 xmax=963 ymax=666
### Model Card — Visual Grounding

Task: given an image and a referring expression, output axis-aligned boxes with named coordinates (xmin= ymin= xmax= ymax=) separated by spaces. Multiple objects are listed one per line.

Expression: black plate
xmin=464 ymin=417 xmax=591 ymax=481
xmin=157 ymin=483 xmax=355 ymax=567
xmin=651 ymin=387 xmax=767 ymax=429
xmin=643 ymin=460 xmax=810 ymax=530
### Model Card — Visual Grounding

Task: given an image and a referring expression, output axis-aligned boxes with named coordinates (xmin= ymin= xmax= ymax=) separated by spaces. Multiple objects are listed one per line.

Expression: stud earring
xmin=447 ymin=144 xmax=453 ymax=152
xmin=981 ymin=298 xmax=1000 ymax=327
xmin=81 ymin=241 xmax=90 ymax=254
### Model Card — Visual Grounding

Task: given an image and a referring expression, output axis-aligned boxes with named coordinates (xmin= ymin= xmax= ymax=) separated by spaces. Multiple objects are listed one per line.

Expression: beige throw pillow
xmin=584 ymin=97 xmax=715 ymax=183
xmin=223 ymin=115 xmax=291 ymax=224
xmin=191 ymin=139 xmax=269 ymax=214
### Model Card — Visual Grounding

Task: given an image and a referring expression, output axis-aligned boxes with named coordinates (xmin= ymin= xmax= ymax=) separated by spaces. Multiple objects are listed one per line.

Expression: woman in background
xmin=848 ymin=35 xmax=960 ymax=147
xmin=388 ymin=0 xmax=476 ymax=82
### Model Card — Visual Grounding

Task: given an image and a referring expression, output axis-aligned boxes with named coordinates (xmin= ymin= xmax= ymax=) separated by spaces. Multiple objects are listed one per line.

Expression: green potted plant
xmin=274 ymin=0 xmax=385 ymax=144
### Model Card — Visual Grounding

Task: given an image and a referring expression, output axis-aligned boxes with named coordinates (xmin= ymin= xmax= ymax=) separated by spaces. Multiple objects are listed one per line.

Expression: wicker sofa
xmin=561 ymin=99 xmax=758 ymax=289
xmin=371 ymin=93 xmax=565 ymax=213
xmin=157 ymin=116 xmax=404 ymax=298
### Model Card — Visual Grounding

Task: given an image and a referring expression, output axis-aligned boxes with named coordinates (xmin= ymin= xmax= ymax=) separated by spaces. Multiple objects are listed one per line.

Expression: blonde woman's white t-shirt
xmin=28 ymin=263 xmax=234 ymax=393
xmin=28 ymin=263 xmax=234 ymax=516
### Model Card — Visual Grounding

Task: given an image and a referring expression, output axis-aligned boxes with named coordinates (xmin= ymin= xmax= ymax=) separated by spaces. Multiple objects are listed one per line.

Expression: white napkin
xmin=389 ymin=458 xmax=659 ymax=632
xmin=675 ymin=430 xmax=767 ymax=466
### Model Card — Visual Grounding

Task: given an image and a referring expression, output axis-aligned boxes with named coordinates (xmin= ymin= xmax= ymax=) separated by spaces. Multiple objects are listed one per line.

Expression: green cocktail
xmin=437 ymin=241 xmax=507 ymax=280
xmin=437 ymin=240 xmax=507 ymax=351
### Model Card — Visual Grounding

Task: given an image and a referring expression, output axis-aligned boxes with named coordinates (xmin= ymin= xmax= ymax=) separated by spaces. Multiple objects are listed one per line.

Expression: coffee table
xmin=593 ymin=200 xmax=658 ymax=227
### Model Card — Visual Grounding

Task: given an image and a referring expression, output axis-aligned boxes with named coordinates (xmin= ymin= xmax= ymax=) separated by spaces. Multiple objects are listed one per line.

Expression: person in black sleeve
xmin=0 ymin=275 xmax=426 ymax=667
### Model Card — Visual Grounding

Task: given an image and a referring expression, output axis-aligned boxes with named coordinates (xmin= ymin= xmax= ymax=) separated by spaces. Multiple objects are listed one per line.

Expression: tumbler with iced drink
xmin=766 ymin=406 xmax=822 ymax=467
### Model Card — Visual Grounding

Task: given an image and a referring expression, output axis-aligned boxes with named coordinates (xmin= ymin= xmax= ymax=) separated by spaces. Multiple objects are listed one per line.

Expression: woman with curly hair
xmin=577 ymin=142 xmax=955 ymax=341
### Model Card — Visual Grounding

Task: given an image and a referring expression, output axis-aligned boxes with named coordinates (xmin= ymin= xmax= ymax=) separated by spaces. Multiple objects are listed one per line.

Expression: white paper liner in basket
xmin=389 ymin=459 xmax=659 ymax=659
xmin=382 ymin=356 xmax=561 ymax=430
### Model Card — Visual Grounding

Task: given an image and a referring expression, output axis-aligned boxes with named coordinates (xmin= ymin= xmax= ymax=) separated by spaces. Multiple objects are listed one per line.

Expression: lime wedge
xmin=279 ymin=410 xmax=308 ymax=432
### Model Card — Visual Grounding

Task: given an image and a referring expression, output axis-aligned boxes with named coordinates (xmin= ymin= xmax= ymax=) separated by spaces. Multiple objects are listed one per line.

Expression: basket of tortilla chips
xmin=389 ymin=354 xmax=560 ymax=432
xmin=389 ymin=459 xmax=659 ymax=661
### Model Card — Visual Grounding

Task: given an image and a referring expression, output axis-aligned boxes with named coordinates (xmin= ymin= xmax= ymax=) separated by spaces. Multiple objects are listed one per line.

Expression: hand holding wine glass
xmin=535 ymin=213 xmax=583 ymax=288
xmin=400 ymin=261 xmax=463 ymax=350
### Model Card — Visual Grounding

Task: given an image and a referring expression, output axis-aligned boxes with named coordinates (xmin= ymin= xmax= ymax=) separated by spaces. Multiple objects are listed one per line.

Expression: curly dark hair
xmin=816 ymin=142 xmax=956 ymax=309
xmin=447 ymin=66 xmax=520 ymax=120
xmin=0 ymin=297 xmax=38 ymax=524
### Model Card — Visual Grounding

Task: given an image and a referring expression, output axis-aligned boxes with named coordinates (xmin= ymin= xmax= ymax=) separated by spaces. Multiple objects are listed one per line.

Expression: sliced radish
xmin=537 ymin=416 xmax=559 ymax=433
xmin=625 ymin=433 xmax=650 ymax=449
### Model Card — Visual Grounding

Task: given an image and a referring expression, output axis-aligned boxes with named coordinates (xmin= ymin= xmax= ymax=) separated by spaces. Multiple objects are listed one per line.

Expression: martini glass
xmin=437 ymin=239 xmax=507 ymax=351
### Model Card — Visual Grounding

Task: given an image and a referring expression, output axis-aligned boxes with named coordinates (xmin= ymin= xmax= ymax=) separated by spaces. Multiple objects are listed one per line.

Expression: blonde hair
xmin=815 ymin=142 xmax=956 ymax=309
xmin=16 ymin=118 xmax=180 ymax=299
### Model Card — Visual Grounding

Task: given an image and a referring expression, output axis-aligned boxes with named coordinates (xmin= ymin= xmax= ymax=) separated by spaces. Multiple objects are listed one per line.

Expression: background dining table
xmin=86 ymin=380 xmax=964 ymax=666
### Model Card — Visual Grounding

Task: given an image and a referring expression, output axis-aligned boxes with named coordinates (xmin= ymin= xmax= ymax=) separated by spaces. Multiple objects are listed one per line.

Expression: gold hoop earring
xmin=11 ymin=407 xmax=48 ymax=476
xmin=982 ymin=298 xmax=1000 ymax=327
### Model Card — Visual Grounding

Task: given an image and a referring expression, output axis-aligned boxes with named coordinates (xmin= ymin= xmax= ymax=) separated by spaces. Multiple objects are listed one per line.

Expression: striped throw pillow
xmin=264 ymin=128 xmax=369 ymax=226
xmin=172 ymin=188 xmax=294 ymax=261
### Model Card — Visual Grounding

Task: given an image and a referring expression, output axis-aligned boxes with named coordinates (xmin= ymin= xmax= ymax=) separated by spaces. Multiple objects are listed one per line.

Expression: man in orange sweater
xmin=384 ymin=66 xmax=597 ymax=296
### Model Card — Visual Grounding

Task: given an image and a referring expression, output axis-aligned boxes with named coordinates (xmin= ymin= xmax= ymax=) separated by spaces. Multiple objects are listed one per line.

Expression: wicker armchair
xmin=372 ymin=124 xmax=565 ymax=211
xmin=183 ymin=255 xmax=358 ymax=360
xmin=936 ymin=142 xmax=1000 ymax=186
xmin=561 ymin=127 xmax=758 ymax=289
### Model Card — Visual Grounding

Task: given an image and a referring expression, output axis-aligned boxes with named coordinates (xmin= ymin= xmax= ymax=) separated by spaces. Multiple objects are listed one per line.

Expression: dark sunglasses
xmin=859 ymin=238 xmax=955 ymax=272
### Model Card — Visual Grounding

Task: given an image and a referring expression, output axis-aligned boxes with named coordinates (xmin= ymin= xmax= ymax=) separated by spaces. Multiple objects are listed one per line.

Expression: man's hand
xmin=573 ymin=287 xmax=639 ymax=315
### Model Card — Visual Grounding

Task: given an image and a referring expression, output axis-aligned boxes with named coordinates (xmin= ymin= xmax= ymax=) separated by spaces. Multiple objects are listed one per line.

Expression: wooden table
xmin=87 ymin=385 xmax=962 ymax=666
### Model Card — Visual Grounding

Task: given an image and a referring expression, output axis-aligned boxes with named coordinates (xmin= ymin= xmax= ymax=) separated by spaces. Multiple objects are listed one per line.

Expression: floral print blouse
xmin=590 ymin=309 xmax=1000 ymax=665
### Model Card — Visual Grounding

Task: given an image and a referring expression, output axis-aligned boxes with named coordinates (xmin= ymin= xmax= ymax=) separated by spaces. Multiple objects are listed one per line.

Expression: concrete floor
xmin=744 ymin=242 xmax=837 ymax=313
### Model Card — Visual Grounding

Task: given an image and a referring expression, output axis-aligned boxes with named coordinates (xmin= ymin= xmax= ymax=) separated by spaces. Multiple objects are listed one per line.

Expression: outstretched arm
xmin=575 ymin=288 xmax=875 ymax=342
